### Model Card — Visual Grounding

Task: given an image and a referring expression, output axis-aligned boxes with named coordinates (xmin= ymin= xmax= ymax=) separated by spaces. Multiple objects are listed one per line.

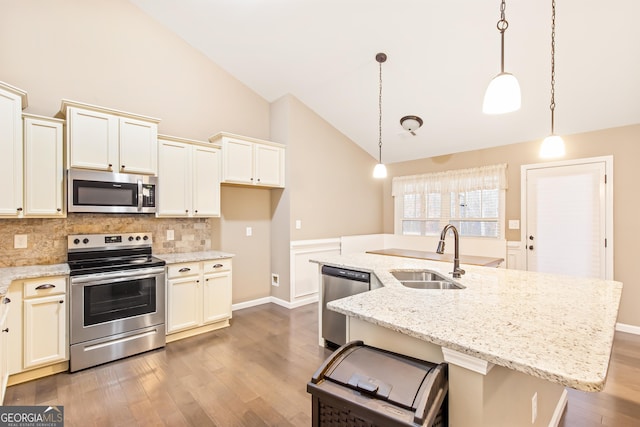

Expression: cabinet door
xmin=254 ymin=144 xmax=284 ymax=187
xmin=202 ymin=272 xmax=232 ymax=324
xmin=0 ymin=88 xmax=24 ymax=216
xmin=68 ymin=107 xmax=118 ymax=171
xmin=222 ymin=138 xmax=254 ymax=184
xmin=24 ymin=117 xmax=64 ymax=217
xmin=157 ymin=140 xmax=191 ymax=217
xmin=119 ymin=117 xmax=158 ymax=175
xmin=0 ymin=297 xmax=10 ymax=403
xmin=166 ymin=277 xmax=201 ymax=333
xmin=192 ymin=146 xmax=221 ymax=217
xmin=23 ymin=294 xmax=67 ymax=369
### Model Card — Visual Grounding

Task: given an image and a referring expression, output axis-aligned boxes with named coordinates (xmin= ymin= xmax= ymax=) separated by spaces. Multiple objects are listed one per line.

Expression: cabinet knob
xmin=17 ymin=207 xmax=23 ymax=212
xmin=250 ymin=177 xmax=254 ymax=181
xmin=195 ymin=210 xmax=198 ymax=213
xmin=1 ymin=328 xmax=8 ymax=333
xmin=3 ymin=298 xmax=10 ymax=304
xmin=257 ymin=178 xmax=261 ymax=182
xmin=185 ymin=209 xmax=189 ymax=213
xmin=59 ymin=300 xmax=64 ymax=304
xmin=121 ymin=165 xmax=126 ymax=170
xmin=108 ymin=163 xmax=113 ymax=168
xmin=57 ymin=208 xmax=62 ymax=212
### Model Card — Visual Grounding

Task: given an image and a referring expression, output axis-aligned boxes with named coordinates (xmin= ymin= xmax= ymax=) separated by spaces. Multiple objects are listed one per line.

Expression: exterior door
xmin=522 ymin=157 xmax=612 ymax=279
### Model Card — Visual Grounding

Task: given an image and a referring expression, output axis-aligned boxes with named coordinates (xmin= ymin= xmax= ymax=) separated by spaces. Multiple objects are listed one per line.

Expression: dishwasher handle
xmin=321 ymin=265 xmax=370 ymax=283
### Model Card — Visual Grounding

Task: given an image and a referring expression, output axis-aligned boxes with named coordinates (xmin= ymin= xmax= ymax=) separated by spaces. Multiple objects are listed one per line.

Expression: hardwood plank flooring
xmin=4 ymin=303 xmax=640 ymax=426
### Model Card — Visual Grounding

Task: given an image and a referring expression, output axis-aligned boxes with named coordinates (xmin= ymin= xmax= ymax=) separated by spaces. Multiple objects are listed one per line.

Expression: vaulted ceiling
xmin=130 ymin=0 xmax=640 ymax=163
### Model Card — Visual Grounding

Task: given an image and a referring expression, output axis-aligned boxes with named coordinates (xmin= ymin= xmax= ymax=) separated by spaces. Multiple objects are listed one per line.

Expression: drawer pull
xmin=3 ymin=298 xmax=10 ymax=304
xmin=35 ymin=284 xmax=56 ymax=290
xmin=178 ymin=267 xmax=191 ymax=273
xmin=213 ymin=263 xmax=224 ymax=269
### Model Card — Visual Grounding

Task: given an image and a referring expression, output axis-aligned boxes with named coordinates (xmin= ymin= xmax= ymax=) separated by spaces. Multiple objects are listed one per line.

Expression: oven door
xmin=70 ymin=267 xmax=165 ymax=345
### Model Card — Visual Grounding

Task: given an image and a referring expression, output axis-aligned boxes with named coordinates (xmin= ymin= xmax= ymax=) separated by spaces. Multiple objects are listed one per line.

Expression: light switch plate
xmin=508 ymin=220 xmax=520 ymax=230
xmin=246 ymin=227 xmax=252 ymax=237
xmin=14 ymin=234 xmax=27 ymax=249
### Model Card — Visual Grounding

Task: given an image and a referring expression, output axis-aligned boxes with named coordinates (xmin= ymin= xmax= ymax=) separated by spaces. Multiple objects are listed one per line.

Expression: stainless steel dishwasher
xmin=321 ymin=265 xmax=370 ymax=348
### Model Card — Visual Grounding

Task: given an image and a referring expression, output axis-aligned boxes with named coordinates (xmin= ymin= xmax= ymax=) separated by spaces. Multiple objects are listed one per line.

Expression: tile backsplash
xmin=0 ymin=214 xmax=216 ymax=267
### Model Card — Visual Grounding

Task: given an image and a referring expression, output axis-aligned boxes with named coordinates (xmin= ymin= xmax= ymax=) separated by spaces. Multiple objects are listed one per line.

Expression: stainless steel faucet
xmin=436 ymin=224 xmax=465 ymax=278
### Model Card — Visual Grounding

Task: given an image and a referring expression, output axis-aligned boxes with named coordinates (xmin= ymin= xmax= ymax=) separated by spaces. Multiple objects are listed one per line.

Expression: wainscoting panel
xmin=290 ymin=238 xmax=340 ymax=305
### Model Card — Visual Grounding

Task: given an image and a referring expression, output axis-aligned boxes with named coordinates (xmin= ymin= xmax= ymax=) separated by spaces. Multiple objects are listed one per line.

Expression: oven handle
xmin=71 ymin=267 xmax=165 ymax=286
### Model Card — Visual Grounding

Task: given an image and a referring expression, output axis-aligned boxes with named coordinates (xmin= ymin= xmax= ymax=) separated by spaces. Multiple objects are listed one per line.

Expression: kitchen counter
xmin=311 ymin=253 xmax=622 ymax=392
xmin=366 ymin=247 xmax=504 ymax=267
xmin=156 ymin=250 xmax=235 ymax=264
xmin=0 ymin=263 xmax=70 ymax=295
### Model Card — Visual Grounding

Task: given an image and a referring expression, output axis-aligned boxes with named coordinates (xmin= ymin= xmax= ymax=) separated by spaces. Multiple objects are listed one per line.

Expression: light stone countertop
xmin=0 ymin=264 xmax=70 ymax=295
xmin=157 ymin=250 xmax=235 ymax=264
xmin=311 ymin=253 xmax=623 ymax=392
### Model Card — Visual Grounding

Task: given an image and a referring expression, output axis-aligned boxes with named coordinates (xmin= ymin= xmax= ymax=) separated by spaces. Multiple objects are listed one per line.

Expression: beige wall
xmin=384 ymin=124 xmax=640 ymax=326
xmin=268 ymin=95 xmax=384 ymax=302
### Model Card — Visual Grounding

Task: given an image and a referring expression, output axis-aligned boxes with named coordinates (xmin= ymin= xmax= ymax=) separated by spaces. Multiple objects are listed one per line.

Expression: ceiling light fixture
xmin=373 ymin=52 xmax=387 ymax=179
xmin=540 ymin=0 xmax=565 ymax=158
xmin=483 ymin=0 xmax=521 ymax=114
xmin=400 ymin=115 xmax=423 ymax=136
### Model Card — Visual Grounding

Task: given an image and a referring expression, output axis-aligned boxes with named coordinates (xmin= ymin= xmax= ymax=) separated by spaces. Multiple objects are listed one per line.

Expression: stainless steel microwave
xmin=67 ymin=169 xmax=157 ymax=213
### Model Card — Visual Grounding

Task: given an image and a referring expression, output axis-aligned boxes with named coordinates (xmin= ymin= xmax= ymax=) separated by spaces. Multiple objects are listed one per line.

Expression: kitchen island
xmin=311 ymin=253 xmax=622 ymax=427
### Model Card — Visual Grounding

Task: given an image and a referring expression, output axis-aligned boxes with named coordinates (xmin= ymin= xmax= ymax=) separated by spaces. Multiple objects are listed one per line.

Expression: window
xmin=393 ymin=164 xmax=507 ymax=238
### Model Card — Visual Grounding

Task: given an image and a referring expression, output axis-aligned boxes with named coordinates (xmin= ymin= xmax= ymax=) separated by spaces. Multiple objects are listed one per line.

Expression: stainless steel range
xmin=67 ymin=232 xmax=166 ymax=372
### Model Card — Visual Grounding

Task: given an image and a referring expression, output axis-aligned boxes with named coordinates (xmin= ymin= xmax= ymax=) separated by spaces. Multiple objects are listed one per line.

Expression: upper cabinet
xmin=0 ymin=81 xmax=27 ymax=217
xmin=157 ymin=135 xmax=221 ymax=218
xmin=209 ymin=132 xmax=285 ymax=188
xmin=59 ymin=100 xmax=160 ymax=175
xmin=23 ymin=114 xmax=65 ymax=217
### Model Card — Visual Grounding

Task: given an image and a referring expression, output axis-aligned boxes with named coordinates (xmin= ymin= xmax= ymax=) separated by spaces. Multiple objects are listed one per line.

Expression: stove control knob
xmin=73 ymin=238 xmax=80 ymax=245
xmin=143 ymin=235 xmax=149 ymax=241
xmin=82 ymin=238 xmax=89 ymax=244
xmin=136 ymin=236 xmax=141 ymax=241
xmin=128 ymin=236 xmax=134 ymax=242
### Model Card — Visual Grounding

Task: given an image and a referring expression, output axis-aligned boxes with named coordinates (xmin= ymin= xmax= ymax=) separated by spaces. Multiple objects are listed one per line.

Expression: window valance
xmin=392 ymin=163 xmax=508 ymax=196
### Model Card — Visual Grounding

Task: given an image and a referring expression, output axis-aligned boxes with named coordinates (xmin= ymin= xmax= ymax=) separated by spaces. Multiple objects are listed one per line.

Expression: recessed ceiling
xmin=130 ymin=0 xmax=640 ymax=164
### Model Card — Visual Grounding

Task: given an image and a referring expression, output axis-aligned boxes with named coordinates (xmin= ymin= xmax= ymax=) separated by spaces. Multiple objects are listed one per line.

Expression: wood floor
xmin=4 ymin=303 xmax=640 ymax=426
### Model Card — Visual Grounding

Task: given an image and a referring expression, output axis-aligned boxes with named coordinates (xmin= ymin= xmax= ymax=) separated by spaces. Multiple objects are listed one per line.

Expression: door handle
xmin=529 ymin=235 xmax=534 ymax=240
xmin=528 ymin=245 xmax=534 ymax=250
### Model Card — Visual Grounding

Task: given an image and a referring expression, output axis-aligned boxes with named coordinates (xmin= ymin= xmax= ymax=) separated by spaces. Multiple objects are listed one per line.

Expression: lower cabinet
xmin=0 ymin=296 xmax=11 ymax=403
xmin=166 ymin=258 xmax=232 ymax=342
xmin=6 ymin=276 xmax=68 ymax=385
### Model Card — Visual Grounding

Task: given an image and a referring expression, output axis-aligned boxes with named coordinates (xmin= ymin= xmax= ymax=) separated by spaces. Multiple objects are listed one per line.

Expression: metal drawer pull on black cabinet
xmin=307 ymin=341 xmax=448 ymax=427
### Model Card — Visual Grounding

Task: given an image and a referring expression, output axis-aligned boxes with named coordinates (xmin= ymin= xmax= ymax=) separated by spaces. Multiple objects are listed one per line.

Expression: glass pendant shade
xmin=540 ymin=134 xmax=565 ymax=158
xmin=482 ymin=72 xmax=521 ymax=114
xmin=373 ymin=163 xmax=387 ymax=178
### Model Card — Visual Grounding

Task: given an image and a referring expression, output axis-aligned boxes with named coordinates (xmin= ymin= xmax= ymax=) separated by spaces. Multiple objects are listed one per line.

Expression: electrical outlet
xmin=295 ymin=220 xmax=302 ymax=230
xmin=271 ymin=273 xmax=280 ymax=287
xmin=14 ymin=234 xmax=27 ymax=249
xmin=167 ymin=229 xmax=174 ymax=241
xmin=246 ymin=227 xmax=252 ymax=237
xmin=532 ymin=392 xmax=537 ymax=424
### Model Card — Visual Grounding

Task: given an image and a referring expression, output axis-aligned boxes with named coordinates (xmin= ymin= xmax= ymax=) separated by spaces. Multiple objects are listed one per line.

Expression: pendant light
xmin=540 ymin=0 xmax=565 ymax=158
xmin=373 ymin=52 xmax=387 ymax=179
xmin=483 ymin=0 xmax=521 ymax=114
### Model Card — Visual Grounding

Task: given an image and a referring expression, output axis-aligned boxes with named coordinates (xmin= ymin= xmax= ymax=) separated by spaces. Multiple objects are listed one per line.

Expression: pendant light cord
xmin=375 ymin=53 xmax=386 ymax=163
xmin=550 ymin=0 xmax=557 ymax=134
xmin=497 ymin=0 xmax=508 ymax=73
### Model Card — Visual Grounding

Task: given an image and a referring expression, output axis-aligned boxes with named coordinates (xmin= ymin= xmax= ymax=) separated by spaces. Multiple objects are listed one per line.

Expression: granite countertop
xmin=366 ymin=248 xmax=504 ymax=267
xmin=311 ymin=253 xmax=623 ymax=392
xmin=0 ymin=264 xmax=70 ymax=295
xmin=157 ymin=250 xmax=235 ymax=264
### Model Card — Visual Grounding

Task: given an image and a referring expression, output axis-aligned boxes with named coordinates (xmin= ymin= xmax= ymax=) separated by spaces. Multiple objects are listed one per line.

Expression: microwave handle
xmin=137 ymin=180 xmax=143 ymax=210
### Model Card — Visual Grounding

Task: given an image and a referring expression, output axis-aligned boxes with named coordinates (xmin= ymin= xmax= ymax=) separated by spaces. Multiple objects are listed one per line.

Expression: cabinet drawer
xmin=23 ymin=276 xmax=66 ymax=298
xmin=167 ymin=262 xmax=200 ymax=279
xmin=202 ymin=258 xmax=231 ymax=273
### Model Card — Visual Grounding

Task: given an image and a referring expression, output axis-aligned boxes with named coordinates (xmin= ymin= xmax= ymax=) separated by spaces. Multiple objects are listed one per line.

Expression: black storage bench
xmin=307 ymin=341 xmax=448 ymax=427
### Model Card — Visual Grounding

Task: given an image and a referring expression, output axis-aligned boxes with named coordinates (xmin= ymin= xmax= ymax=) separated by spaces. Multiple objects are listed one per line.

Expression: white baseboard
xmin=616 ymin=322 xmax=640 ymax=335
xmin=232 ymin=295 xmax=318 ymax=312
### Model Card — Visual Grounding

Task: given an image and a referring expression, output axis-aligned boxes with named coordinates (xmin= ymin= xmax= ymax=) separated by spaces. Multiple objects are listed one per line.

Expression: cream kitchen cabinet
xmin=157 ymin=135 xmax=221 ymax=218
xmin=6 ymin=276 xmax=68 ymax=385
xmin=166 ymin=258 xmax=232 ymax=342
xmin=209 ymin=132 xmax=285 ymax=188
xmin=60 ymin=100 xmax=160 ymax=175
xmin=0 ymin=81 xmax=27 ymax=217
xmin=23 ymin=114 xmax=65 ymax=217
xmin=0 ymin=296 xmax=11 ymax=403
